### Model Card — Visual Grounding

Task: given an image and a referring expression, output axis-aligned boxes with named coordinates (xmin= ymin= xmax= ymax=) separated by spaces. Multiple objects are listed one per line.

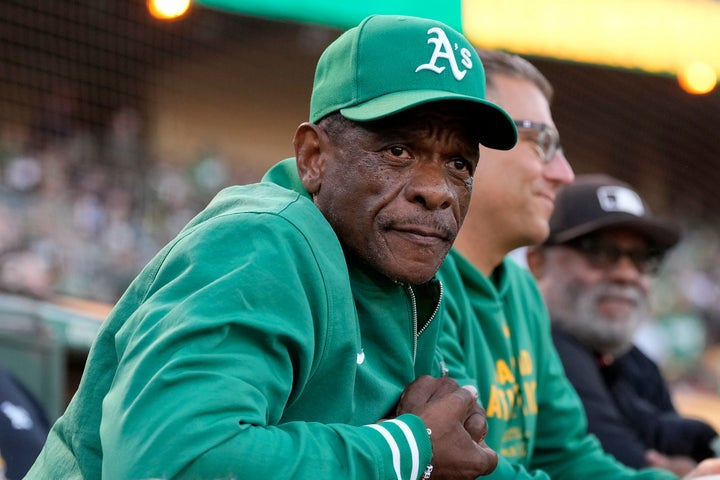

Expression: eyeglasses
xmin=513 ymin=120 xmax=562 ymax=163
xmin=565 ymin=237 xmax=665 ymax=275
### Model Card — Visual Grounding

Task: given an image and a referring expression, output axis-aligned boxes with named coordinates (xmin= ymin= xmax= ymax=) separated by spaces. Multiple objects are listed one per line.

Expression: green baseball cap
xmin=310 ymin=14 xmax=517 ymax=150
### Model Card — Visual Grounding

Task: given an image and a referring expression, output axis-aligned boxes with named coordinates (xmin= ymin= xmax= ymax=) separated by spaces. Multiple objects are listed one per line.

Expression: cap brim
xmin=339 ymin=90 xmax=517 ymax=151
xmin=550 ymin=215 xmax=681 ymax=251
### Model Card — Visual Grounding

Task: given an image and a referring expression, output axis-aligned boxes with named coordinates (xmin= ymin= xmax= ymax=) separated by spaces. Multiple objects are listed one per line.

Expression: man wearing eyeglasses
xmin=438 ymin=49 xmax=720 ymax=479
xmin=526 ymin=174 xmax=719 ymax=476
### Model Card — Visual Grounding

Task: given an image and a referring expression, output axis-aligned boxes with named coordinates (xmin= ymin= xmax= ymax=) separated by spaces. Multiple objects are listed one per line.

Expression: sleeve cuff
xmin=363 ymin=414 xmax=432 ymax=480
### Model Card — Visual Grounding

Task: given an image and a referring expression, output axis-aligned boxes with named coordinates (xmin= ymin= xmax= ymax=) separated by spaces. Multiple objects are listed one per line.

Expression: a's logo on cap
xmin=597 ymin=186 xmax=645 ymax=216
xmin=415 ymin=27 xmax=473 ymax=81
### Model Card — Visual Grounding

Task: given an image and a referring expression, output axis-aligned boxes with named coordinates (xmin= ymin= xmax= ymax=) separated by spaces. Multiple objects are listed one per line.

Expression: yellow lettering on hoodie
xmin=495 ymin=359 xmax=516 ymax=384
xmin=519 ymin=349 xmax=533 ymax=375
xmin=486 ymin=384 xmax=508 ymax=419
xmin=523 ymin=380 xmax=538 ymax=415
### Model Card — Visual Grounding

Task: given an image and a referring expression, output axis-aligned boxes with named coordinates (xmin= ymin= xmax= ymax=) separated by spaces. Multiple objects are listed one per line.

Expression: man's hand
xmin=645 ymin=449 xmax=697 ymax=476
xmin=681 ymin=458 xmax=720 ymax=479
xmin=395 ymin=375 xmax=497 ymax=479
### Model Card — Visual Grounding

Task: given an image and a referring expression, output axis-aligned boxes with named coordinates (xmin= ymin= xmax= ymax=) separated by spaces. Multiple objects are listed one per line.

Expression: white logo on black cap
xmin=415 ymin=27 xmax=472 ymax=81
xmin=1 ymin=401 xmax=33 ymax=430
xmin=597 ymin=186 xmax=645 ymax=216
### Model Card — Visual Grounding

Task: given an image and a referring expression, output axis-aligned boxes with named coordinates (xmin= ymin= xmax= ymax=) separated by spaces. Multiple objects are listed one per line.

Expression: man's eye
xmin=451 ymin=158 xmax=472 ymax=173
xmin=387 ymin=146 xmax=409 ymax=158
xmin=537 ymin=132 xmax=553 ymax=153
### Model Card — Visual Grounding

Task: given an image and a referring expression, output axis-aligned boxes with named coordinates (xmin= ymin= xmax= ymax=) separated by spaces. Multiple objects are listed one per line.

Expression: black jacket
xmin=0 ymin=368 xmax=50 ymax=480
xmin=552 ymin=326 xmax=718 ymax=467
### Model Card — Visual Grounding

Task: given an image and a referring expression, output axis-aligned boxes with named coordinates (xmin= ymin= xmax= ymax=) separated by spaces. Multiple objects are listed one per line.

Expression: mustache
xmin=591 ymin=283 xmax=646 ymax=304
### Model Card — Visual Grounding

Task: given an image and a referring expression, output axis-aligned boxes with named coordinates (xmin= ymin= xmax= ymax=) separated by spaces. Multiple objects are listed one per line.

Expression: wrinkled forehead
xmin=351 ymin=101 xmax=482 ymax=146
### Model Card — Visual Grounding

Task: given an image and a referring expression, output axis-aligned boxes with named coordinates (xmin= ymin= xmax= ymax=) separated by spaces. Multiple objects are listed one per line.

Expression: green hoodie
xmin=26 ymin=159 xmax=443 ymax=479
xmin=437 ymin=250 xmax=678 ymax=480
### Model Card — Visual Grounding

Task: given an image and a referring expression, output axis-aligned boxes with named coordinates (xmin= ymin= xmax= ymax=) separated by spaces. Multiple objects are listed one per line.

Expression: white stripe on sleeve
xmin=386 ymin=419 xmax=420 ymax=480
xmin=366 ymin=423 xmax=402 ymax=480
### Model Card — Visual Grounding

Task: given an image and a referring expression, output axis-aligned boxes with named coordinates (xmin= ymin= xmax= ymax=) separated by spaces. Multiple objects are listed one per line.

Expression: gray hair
xmin=477 ymin=49 xmax=554 ymax=103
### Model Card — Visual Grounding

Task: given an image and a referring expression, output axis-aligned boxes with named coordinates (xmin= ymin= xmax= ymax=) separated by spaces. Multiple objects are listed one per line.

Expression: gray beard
xmin=553 ymin=283 xmax=650 ymax=357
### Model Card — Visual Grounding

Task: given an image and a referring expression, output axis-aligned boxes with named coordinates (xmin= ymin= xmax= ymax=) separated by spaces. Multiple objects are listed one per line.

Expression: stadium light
xmin=148 ymin=0 xmax=191 ymax=20
xmin=678 ymin=62 xmax=718 ymax=95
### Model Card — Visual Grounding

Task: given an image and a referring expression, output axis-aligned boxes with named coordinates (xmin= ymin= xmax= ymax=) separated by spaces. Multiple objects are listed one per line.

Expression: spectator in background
xmin=0 ymin=367 xmax=49 ymax=480
xmin=0 ymin=205 xmax=59 ymax=299
xmin=527 ymin=174 xmax=720 ymax=476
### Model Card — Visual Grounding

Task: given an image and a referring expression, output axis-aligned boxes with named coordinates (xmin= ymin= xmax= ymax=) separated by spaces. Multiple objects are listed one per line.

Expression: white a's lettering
xmin=415 ymin=27 xmax=473 ymax=81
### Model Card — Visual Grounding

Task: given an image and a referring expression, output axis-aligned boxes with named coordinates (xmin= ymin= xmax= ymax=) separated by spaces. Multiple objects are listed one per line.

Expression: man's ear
xmin=526 ymin=246 xmax=545 ymax=279
xmin=293 ymin=122 xmax=325 ymax=195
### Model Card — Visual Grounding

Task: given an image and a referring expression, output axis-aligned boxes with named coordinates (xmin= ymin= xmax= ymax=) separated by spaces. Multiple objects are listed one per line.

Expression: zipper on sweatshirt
xmin=405 ymin=281 xmax=443 ymax=362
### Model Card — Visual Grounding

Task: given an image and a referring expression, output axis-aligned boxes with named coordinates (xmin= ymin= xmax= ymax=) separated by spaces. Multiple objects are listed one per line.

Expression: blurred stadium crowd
xmin=0 ymin=103 xmax=239 ymax=303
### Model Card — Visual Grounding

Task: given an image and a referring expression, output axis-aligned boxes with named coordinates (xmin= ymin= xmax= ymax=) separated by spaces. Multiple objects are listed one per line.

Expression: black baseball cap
xmin=545 ymin=174 xmax=680 ymax=251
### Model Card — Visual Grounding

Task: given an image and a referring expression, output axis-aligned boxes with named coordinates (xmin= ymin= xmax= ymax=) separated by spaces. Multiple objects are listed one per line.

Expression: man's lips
xmin=390 ymin=224 xmax=452 ymax=242
xmin=598 ymin=294 xmax=638 ymax=306
xmin=596 ymin=295 xmax=640 ymax=320
xmin=536 ymin=190 xmax=556 ymax=208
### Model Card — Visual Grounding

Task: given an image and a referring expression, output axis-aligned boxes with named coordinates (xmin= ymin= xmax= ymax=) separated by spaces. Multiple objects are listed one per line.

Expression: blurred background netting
xmin=0 ymin=1 xmax=719 ymax=389
xmin=0 ymin=1 xmax=328 ymax=301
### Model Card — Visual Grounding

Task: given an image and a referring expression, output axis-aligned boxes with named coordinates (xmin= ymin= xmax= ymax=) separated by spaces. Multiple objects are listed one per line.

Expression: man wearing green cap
xmin=25 ymin=15 xmax=517 ymax=480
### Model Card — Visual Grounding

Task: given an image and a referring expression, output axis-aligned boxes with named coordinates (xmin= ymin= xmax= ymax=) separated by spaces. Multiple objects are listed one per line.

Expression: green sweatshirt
xmin=26 ymin=161 xmax=444 ymax=479
xmin=437 ymin=250 xmax=678 ymax=480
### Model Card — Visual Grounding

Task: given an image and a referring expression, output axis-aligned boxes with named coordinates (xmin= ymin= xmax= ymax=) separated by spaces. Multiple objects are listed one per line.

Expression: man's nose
xmin=545 ymin=149 xmax=574 ymax=186
xmin=404 ymin=162 xmax=454 ymax=210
